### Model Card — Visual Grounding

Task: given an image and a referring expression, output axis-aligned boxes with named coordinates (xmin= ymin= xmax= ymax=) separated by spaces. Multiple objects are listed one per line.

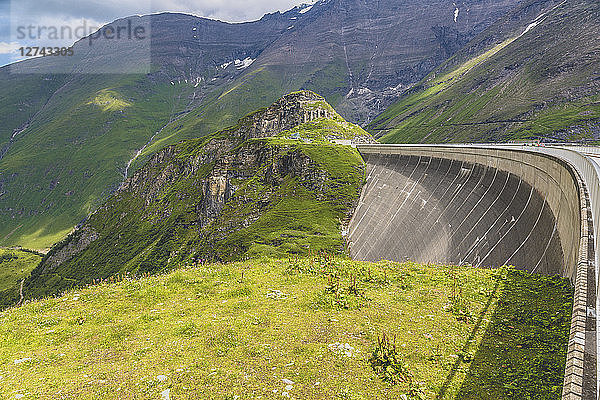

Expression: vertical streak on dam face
xmin=349 ymin=153 xmax=564 ymax=274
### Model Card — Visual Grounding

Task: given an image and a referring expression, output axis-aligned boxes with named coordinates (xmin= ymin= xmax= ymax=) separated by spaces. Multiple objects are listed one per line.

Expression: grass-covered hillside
xmin=0 ymin=9 xmax=307 ymax=251
xmin=0 ymin=257 xmax=572 ymax=399
xmin=0 ymin=248 xmax=41 ymax=293
xmin=9 ymin=92 xmax=372 ymax=304
xmin=369 ymin=0 xmax=600 ymax=144
xmin=0 ymin=248 xmax=41 ymax=310
xmin=0 ymin=71 xmax=199 ymax=250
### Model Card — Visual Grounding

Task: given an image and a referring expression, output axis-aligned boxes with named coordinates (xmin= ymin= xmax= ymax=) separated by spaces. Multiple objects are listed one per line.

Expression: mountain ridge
xmin=1 ymin=91 xmax=373 ymax=304
xmin=368 ymin=0 xmax=600 ymax=143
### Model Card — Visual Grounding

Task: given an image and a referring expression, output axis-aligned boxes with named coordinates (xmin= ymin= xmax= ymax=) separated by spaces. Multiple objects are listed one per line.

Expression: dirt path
xmin=17 ymin=278 xmax=25 ymax=306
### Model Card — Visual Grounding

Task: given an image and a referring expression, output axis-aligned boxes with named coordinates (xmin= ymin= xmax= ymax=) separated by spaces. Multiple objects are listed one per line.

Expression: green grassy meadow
xmin=0 ymin=257 xmax=572 ymax=399
xmin=0 ymin=249 xmax=41 ymax=293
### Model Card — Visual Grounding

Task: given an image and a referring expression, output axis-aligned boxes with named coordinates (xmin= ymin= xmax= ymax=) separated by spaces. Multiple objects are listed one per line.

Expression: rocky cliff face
xmin=255 ymin=0 xmax=523 ymax=123
xmin=22 ymin=92 xmax=369 ymax=301
xmin=219 ymin=91 xmax=338 ymax=140
xmin=118 ymin=91 xmax=359 ymax=202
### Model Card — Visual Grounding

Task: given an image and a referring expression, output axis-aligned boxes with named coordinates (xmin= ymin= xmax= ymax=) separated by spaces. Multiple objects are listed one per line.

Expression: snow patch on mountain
xmin=519 ymin=0 xmax=566 ymax=37
xmin=235 ymin=58 xmax=255 ymax=70
xmin=298 ymin=1 xmax=318 ymax=14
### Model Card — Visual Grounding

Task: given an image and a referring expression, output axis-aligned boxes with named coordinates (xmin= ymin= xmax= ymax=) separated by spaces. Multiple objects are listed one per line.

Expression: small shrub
xmin=176 ymin=321 xmax=200 ymax=337
xmin=314 ymin=273 xmax=369 ymax=310
xmin=362 ymin=266 xmax=393 ymax=287
xmin=347 ymin=274 xmax=360 ymax=296
xmin=370 ymin=333 xmax=426 ymax=399
xmin=0 ymin=252 xmax=19 ymax=262
xmin=370 ymin=333 xmax=412 ymax=385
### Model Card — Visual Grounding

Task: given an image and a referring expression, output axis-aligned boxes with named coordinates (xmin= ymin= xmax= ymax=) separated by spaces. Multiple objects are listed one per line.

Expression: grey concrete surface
xmin=349 ymin=146 xmax=578 ymax=276
xmin=349 ymin=144 xmax=598 ymax=400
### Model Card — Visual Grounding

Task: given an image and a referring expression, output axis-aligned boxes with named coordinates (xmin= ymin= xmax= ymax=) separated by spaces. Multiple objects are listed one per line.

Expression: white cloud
xmin=147 ymin=0 xmax=311 ymax=22
xmin=8 ymin=0 xmax=314 ymax=26
xmin=0 ymin=41 xmax=20 ymax=55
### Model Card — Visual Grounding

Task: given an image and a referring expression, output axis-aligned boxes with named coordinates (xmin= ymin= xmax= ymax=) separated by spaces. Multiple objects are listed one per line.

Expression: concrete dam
xmin=348 ymin=144 xmax=599 ymax=400
xmin=349 ymin=152 xmax=565 ymax=274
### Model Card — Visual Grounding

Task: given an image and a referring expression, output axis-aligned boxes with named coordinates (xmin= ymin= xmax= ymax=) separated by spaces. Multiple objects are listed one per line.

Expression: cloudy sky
xmin=0 ymin=0 xmax=313 ymax=66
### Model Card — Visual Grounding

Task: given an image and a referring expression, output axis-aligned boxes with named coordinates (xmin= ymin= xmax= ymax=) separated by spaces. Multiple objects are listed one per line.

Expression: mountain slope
xmin=0 ymin=0 xmax=524 ymax=249
xmin=254 ymin=0 xmax=524 ymax=122
xmin=155 ymin=0 xmax=525 ymax=144
xmin=0 ymin=8 xmax=312 ymax=250
xmin=368 ymin=0 xmax=600 ymax=143
xmin=0 ymin=248 xmax=41 ymax=294
xmin=0 ymin=73 xmax=197 ymax=249
xmin=9 ymin=91 xmax=372 ymax=303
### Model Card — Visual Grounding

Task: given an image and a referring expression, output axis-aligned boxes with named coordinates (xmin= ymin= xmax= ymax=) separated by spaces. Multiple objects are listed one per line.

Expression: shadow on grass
xmin=437 ymin=268 xmax=573 ymax=400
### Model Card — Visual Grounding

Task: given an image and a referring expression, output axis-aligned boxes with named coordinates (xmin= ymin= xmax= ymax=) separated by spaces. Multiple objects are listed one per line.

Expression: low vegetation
xmin=17 ymin=94 xmax=370 ymax=303
xmin=0 ymin=248 xmax=41 ymax=293
xmin=0 ymin=74 xmax=197 ymax=250
xmin=0 ymin=257 xmax=572 ymax=399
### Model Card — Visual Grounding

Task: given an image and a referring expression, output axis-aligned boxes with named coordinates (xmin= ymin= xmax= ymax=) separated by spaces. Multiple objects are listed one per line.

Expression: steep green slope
xmin=10 ymin=92 xmax=372 ymax=303
xmin=369 ymin=0 xmax=600 ymax=143
xmin=0 ymin=258 xmax=572 ymax=399
xmin=0 ymin=9 xmax=305 ymax=251
xmin=0 ymin=72 xmax=199 ymax=249
xmin=0 ymin=72 xmax=67 ymax=151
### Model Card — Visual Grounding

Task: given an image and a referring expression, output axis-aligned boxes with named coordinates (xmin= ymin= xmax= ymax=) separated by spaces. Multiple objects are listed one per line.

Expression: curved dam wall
xmin=348 ymin=144 xmax=597 ymax=400
xmin=349 ymin=145 xmax=580 ymax=280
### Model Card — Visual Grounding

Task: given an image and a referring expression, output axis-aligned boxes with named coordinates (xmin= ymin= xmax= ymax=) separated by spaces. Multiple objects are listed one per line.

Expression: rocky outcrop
xmin=38 ymin=226 xmax=99 ymax=274
xmin=225 ymin=91 xmax=337 ymax=140
xmin=29 ymin=92 xmax=369 ymax=298
xmin=117 ymin=92 xmax=355 ymax=207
